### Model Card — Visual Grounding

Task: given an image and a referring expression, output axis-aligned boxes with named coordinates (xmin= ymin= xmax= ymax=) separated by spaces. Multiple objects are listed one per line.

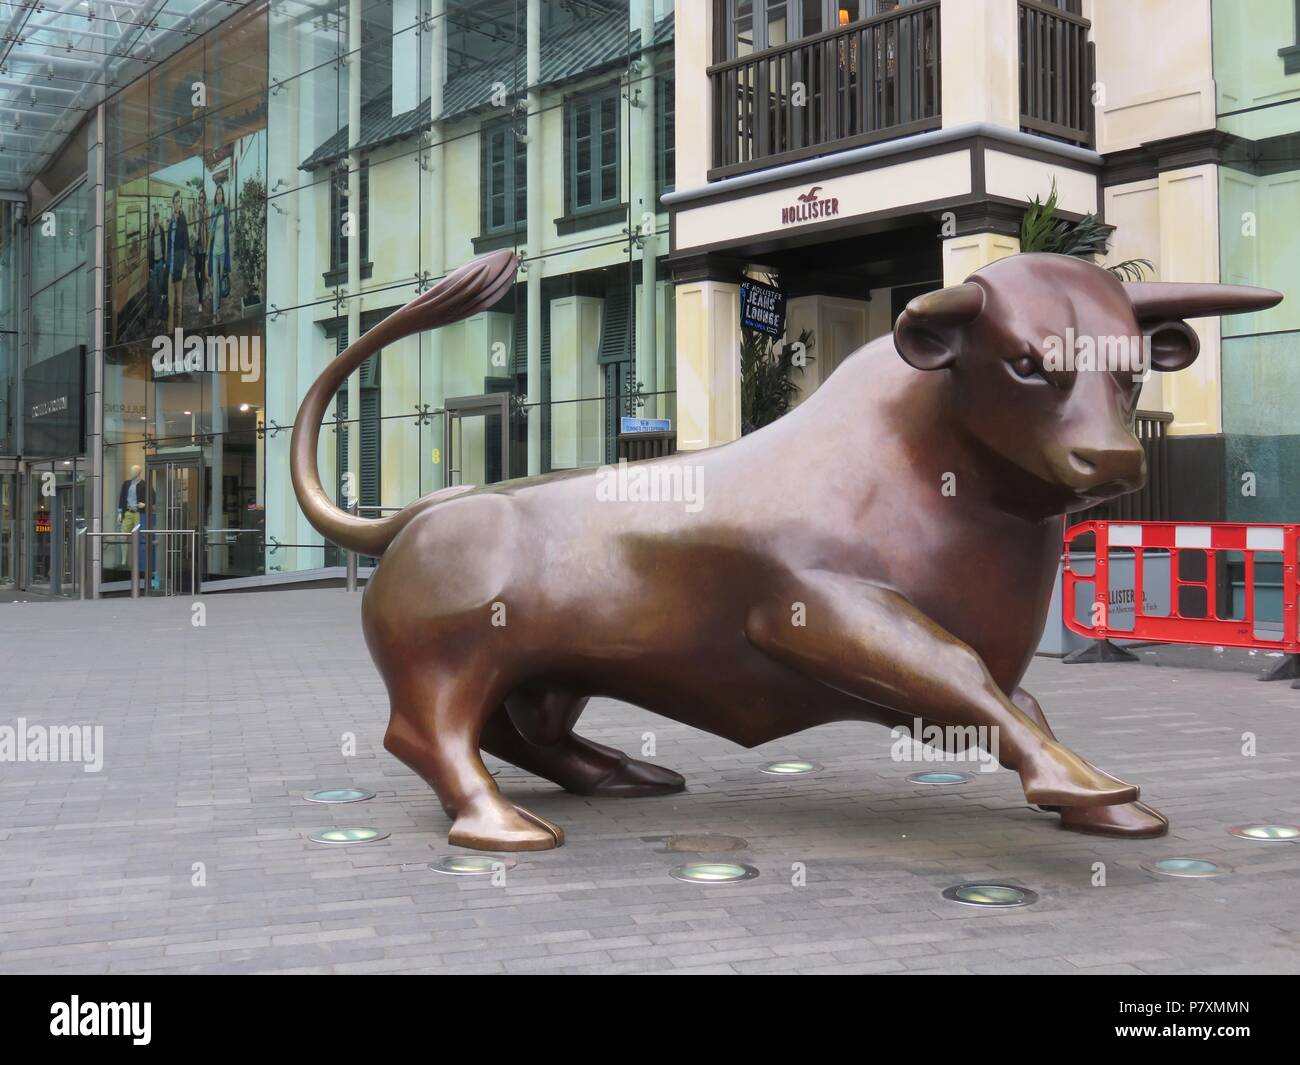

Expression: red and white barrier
xmin=1063 ymin=520 xmax=1299 ymax=654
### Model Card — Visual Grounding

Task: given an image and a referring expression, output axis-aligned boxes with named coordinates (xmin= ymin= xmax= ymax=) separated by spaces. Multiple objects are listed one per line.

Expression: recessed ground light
xmin=1142 ymin=857 xmax=1224 ymax=879
xmin=942 ymin=883 xmax=1038 ymax=907
xmin=666 ymin=834 xmax=748 ymax=853
xmin=907 ymin=771 xmax=971 ymax=785
xmin=759 ymin=759 xmax=820 ymax=775
xmin=307 ymin=827 xmax=389 ymax=845
xmin=429 ymin=854 xmax=517 ymax=876
xmin=304 ymin=787 xmax=375 ymax=804
xmin=1229 ymin=824 xmax=1300 ymax=842
xmin=670 ymin=861 xmax=759 ymax=884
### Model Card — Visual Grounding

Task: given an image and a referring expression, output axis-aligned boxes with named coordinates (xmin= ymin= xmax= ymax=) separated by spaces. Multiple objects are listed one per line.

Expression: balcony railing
xmin=1018 ymin=0 xmax=1094 ymax=146
xmin=708 ymin=0 xmax=941 ymax=179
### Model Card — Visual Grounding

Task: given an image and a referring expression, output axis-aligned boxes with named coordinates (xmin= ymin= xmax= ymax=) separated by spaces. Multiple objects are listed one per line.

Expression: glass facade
xmin=85 ymin=0 xmax=674 ymax=588
xmin=1215 ymin=0 xmax=1300 ymax=528
xmin=0 ymin=202 xmax=17 ymax=458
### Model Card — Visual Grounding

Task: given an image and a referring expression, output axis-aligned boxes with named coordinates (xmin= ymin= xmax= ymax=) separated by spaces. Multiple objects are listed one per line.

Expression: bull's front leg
xmin=1012 ymin=688 xmax=1168 ymax=838
xmin=746 ymin=573 xmax=1138 ymax=809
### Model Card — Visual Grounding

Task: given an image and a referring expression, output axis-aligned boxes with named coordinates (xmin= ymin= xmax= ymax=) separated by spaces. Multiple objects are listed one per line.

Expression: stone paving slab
xmin=0 ymin=590 xmax=1297 ymax=974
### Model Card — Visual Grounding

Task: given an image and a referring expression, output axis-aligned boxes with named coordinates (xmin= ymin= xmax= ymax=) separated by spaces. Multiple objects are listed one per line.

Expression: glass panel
xmin=767 ymin=0 xmax=791 ymax=48
xmin=1215 ymin=2 xmax=1300 ymax=561
xmin=87 ymin=0 xmax=675 ymax=587
xmin=0 ymin=473 xmax=15 ymax=586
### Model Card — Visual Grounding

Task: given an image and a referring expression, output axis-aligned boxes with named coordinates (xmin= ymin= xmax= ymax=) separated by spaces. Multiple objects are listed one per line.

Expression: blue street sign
xmin=620 ymin=417 xmax=672 ymax=434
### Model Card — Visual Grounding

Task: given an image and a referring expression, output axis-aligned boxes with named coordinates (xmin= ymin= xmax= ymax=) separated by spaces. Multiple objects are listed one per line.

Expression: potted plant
xmin=1020 ymin=179 xmax=1153 ymax=280
xmin=233 ymin=175 xmax=267 ymax=315
xmin=741 ymin=326 xmax=815 ymax=435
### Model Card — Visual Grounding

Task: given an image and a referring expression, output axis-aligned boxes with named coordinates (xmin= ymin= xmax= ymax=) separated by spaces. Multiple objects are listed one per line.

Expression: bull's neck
xmin=777 ymin=343 xmax=1070 ymax=532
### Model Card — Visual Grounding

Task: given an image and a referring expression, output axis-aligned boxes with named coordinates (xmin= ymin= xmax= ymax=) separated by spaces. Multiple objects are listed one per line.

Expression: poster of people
xmin=104 ymin=8 xmax=267 ymax=349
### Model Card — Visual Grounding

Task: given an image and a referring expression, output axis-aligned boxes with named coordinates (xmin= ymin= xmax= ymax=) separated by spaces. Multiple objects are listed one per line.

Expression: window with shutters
xmin=657 ymin=71 xmax=675 ymax=196
xmin=333 ymin=329 xmax=382 ymax=530
xmin=599 ymin=275 xmax=635 ymax=464
xmin=511 ymin=286 xmax=552 ymax=474
xmin=326 ymin=159 xmax=371 ymax=285
xmin=566 ymin=86 xmax=621 ymax=216
xmin=481 ymin=119 xmax=527 ymax=236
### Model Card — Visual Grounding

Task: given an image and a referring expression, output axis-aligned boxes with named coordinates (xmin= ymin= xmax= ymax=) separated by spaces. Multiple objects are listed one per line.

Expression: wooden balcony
xmin=706 ymin=1 xmax=1095 ymax=182
xmin=1018 ymin=0 xmax=1094 ymax=147
xmin=708 ymin=1 xmax=941 ymax=180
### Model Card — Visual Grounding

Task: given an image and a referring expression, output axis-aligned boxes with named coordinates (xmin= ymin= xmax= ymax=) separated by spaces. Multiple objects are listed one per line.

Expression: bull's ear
xmin=1144 ymin=319 xmax=1200 ymax=372
xmin=1124 ymin=282 xmax=1282 ymax=321
xmin=893 ymin=282 xmax=984 ymax=371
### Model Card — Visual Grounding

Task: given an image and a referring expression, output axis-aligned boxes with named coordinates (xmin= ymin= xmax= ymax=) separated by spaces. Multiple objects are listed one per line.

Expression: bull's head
xmin=893 ymin=253 xmax=1281 ymax=513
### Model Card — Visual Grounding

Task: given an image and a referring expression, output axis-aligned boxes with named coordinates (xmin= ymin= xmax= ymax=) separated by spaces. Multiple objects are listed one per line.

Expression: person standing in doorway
xmin=192 ymin=187 xmax=209 ymax=308
xmin=148 ymin=207 xmax=167 ymax=326
xmin=166 ymin=190 xmax=190 ymax=332
xmin=208 ymin=183 xmax=231 ymax=319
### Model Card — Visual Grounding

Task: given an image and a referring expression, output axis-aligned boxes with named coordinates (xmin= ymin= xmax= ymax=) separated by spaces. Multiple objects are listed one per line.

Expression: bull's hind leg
xmin=481 ymin=686 xmax=685 ymax=797
xmin=381 ymin=670 xmax=564 ymax=851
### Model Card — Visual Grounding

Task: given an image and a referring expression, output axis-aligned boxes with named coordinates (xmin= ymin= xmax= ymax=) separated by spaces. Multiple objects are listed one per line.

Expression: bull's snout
xmin=1053 ymin=445 xmax=1146 ymax=498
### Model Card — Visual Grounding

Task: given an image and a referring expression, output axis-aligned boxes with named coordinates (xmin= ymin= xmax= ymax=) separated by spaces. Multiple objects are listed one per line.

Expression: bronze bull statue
xmin=292 ymin=249 xmax=1280 ymax=851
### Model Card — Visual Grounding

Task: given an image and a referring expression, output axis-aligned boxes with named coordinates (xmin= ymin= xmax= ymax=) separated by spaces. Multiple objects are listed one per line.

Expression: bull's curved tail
xmin=290 ymin=250 xmax=519 ymax=557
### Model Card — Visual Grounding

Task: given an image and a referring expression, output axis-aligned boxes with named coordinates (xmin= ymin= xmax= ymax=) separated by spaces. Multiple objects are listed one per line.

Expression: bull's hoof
xmin=448 ymin=794 xmax=564 ymax=851
xmin=1056 ymin=800 xmax=1169 ymax=838
xmin=578 ymin=757 xmax=686 ymax=798
xmin=1020 ymin=746 xmax=1139 ymax=808
xmin=542 ymin=737 xmax=685 ymax=797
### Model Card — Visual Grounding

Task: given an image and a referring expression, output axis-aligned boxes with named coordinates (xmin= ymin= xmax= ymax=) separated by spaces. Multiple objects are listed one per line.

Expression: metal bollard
xmin=130 ymin=527 xmax=140 ymax=599
xmin=345 ymin=500 xmax=359 ymax=592
xmin=80 ymin=530 xmax=90 ymax=601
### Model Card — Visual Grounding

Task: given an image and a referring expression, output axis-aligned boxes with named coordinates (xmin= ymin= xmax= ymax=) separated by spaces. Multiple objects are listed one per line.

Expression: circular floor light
xmin=759 ymin=759 xmax=820 ymax=776
xmin=429 ymin=854 xmax=518 ymax=876
xmin=304 ymin=787 xmax=376 ymax=804
xmin=666 ymin=834 xmax=748 ymax=853
xmin=942 ymin=883 xmax=1038 ymax=908
xmin=307 ymin=826 xmax=390 ymax=845
xmin=669 ymin=861 xmax=759 ymax=884
xmin=1229 ymin=824 xmax=1300 ymax=842
xmin=907 ymin=771 xmax=972 ymax=785
xmin=1142 ymin=857 xmax=1224 ymax=879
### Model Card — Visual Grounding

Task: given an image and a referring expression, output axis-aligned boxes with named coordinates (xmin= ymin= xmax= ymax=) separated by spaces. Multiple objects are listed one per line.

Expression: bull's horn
xmin=1124 ymin=282 xmax=1282 ymax=321
xmin=903 ymin=281 xmax=985 ymax=325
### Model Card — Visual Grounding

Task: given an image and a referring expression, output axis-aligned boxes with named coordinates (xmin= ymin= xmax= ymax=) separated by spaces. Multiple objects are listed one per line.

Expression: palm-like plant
xmin=741 ymin=326 xmax=815 ymax=435
xmin=1021 ymin=180 xmax=1154 ymax=281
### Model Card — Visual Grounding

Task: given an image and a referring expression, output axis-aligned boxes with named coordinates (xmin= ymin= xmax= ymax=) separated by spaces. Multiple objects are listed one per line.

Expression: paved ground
xmin=1 ymin=589 xmax=1298 ymax=975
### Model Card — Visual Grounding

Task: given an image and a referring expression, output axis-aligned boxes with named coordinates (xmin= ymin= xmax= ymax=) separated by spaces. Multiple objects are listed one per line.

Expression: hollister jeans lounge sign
xmin=781 ymin=185 xmax=840 ymax=226
xmin=740 ymin=279 xmax=786 ymax=338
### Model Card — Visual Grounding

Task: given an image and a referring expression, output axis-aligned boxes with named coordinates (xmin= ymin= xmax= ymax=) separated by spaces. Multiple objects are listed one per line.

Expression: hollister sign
xmin=781 ymin=185 xmax=840 ymax=226
xmin=24 ymin=344 xmax=85 ymax=457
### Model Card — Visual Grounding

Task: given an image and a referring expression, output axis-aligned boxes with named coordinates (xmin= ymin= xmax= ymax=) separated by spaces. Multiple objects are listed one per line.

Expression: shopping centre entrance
xmin=143 ymin=451 xmax=202 ymax=597
xmin=0 ymin=458 xmax=88 ymax=598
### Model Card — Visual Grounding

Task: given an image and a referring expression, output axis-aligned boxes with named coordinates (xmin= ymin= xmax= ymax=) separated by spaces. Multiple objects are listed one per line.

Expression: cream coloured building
xmin=664 ymin=0 xmax=1300 ymax=551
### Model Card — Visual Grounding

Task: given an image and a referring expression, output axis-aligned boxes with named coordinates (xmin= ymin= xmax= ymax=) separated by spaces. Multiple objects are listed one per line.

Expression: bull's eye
xmin=1010 ymin=355 xmax=1043 ymax=380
